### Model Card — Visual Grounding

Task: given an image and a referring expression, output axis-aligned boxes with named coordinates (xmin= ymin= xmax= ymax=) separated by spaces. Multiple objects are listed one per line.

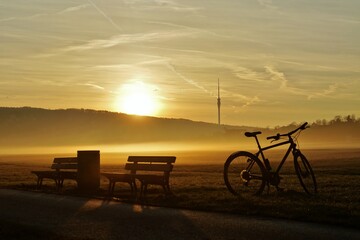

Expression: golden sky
xmin=1 ymin=0 xmax=359 ymax=127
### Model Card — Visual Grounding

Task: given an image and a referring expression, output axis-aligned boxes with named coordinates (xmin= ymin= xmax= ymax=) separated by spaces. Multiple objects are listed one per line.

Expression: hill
xmin=0 ymin=107 xmax=242 ymax=147
xmin=0 ymin=107 xmax=359 ymax=151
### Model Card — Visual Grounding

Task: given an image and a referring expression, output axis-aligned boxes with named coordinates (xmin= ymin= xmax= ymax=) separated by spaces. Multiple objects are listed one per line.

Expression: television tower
xmin=217 ymin=78 xmax=221 ymax=126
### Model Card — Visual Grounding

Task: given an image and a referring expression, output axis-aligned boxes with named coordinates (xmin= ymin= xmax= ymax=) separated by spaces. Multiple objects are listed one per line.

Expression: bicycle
xmin=224 ymin=122 xmax=317 ymax=197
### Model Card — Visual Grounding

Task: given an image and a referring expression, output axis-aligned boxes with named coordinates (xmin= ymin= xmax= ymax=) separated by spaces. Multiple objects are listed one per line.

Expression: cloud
xmin=79 ymin=83 xmax=119 ymax=95
xmin=25 ymin=13 xmax=49 ymax=20
xmin=233 ymin=66 xmax=268 ymax=82
xmin=123 ymin=0 xmax=201 ymax=13
xmin=264 ymin=65 xmax=342 ymax=100
xmin=325 ymin=17 xmax=360 ymax=25
xmin=230 ymin=93 xmax=262 ymax=110
xmin=62 ymin=31 xmax=196 ymax=52
xmin=307 ymin=84 xmax=339 ymax=100
xmin=1 ymin=4 xmax=90 ymax=23
xmin=257 ymin=0 xmax=278 ymax=10
xmin=96 ymin=57 xmax=169 ymax=69
xmin=88 ymin=0 xmax=122 ymax=32
xmin=57 ymin=4 xmax=90 ymax=15
xmin=0 ymin=17 xmax=16 ymax=22
xmin=147 ymin=21 xmax=228 ymax=39
xmin=166 ymin=63 xmax=210 ymax=94
xmin=81 ymin=83 xmax=105 ymax=90
xmin=264 ymin=65 xmax=289 ymax=90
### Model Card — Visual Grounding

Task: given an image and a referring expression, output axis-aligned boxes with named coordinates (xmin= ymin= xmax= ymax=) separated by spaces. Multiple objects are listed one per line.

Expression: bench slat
xmin=125 ymin=163 xmax=173 ymax=172
xmin=51 ymin=163 xmax=78 ymax=170
xmin=53 ymin=157 xmax=78 ymax=163
xmin=128 ymin=156 xmax=176 ymax=163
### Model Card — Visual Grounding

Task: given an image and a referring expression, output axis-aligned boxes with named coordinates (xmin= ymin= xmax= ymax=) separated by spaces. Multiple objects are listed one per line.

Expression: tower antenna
xmin=217 ymin=78 xmax=221 ymax=126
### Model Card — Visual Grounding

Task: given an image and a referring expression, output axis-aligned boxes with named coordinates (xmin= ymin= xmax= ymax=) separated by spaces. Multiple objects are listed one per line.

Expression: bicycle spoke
xmin=294 ymin=152 xmax=317 ymax=195
xmin=249 ymin=174 xmax=263 ymax=180
xmin=224 ymin=151 xmax=266 ymax=196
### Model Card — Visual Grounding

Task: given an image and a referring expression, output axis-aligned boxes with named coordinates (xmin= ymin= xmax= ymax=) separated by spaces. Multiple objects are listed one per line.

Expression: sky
xmin=1 ymin=0 xmax=359 ymax=127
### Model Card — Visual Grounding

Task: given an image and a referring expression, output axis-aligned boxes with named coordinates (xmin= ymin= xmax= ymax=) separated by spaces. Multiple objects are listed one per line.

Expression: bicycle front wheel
xmin=224 ymin=151 xmax=266 ymax=196
xmin=294 ymin=152 xmax=317 ymax=195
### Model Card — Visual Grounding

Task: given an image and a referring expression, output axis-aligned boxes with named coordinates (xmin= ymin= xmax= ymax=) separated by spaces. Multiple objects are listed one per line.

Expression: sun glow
xmin=117 ymin=81 xmax=160 ymax=116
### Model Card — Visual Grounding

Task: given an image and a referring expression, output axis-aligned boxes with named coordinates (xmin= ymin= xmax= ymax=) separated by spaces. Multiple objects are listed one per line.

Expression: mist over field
xmin=1 ymin=107 xmax=359 ymax=157
xmin=0 ymin=107 xmax=359 ymax=229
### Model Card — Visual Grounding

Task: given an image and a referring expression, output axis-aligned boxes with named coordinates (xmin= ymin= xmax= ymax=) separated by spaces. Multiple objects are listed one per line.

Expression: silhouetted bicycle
xmin=224 ymin=122 xmax=317 ymax=196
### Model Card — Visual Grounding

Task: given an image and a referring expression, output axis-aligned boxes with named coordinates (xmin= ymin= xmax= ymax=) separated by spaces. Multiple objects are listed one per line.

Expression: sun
xmin=117 ymin=81 xmax=159 ymax=116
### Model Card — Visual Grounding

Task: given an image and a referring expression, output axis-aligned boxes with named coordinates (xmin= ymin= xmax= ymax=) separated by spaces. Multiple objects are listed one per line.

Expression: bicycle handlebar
xmin=266 ymin=133 xmax=280 ymax=141
xmin=266 ymin=122 xmax=308 ymax=141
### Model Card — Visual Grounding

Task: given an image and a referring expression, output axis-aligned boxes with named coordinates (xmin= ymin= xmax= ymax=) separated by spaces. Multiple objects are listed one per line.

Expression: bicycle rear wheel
xmin=224 ymin=151 xmax=266 ymax=196
xmin=294 ymin=151 xmax=317 ymax=195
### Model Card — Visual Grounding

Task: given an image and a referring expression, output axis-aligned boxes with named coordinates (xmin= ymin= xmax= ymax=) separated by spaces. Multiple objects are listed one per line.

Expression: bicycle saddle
xmin=244 ymin=131 xmax=262 ymax=137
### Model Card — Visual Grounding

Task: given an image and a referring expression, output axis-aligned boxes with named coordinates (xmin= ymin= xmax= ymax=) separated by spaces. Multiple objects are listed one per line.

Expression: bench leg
xmin=139 ymin=182 xmax=172 ymax=197
xmin=144 ymin=184 xmax=148 ymax=197
xmin=107 ymin=180 xmax=138 ymax=197
xmin=107 ymin=181 xmax=111 ymax=195
xmin=56 ymin=178 xmax=64 ymax=191
xmin=111 ymin=182 xmax=116 ymax=195
xmin=140 ymin=182 xmax=145 ymax=198
xmin=55 ymin=179 xmax=59 ymax=191
xmin=36 ymin=177 xmax=42 ymax=189
xmin=166 ymin=183 xmax=172 ymax=195
xmin=129 ymin=182 xmax=134 ymax=193
xmin=130 ymin=179 xmax=137 ymax=194
xmin=162 ymin=184 xmax=167 ymax=193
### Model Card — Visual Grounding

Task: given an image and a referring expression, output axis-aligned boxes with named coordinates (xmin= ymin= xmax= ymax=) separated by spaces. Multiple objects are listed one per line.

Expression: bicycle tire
xmin=294 ymin=151 xmax=317 ymax=195
xmin=224 ymin=151 xmax=266 ymax=196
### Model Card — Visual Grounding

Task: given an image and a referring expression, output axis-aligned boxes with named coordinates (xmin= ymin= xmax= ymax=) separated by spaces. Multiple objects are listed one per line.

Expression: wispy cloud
xmin=0 ymin=3 xmax=91 ymax=23
xmin=123 ymin=0 xmax=202 ymax=13
xmin=307 ymin=84 xmax=339 ymax=100
xmin=25 ymin=13 xmax=49 ymax=20
xmin=264 ymin=65 xmax=342 ymax=100
xmin=147 ymin=21 xmax=228 ymax=39
xmin=229 ymin=93 xmax=262 ymax=110
xmin=325 ymin=17 xmax=360 ymax=25
xmin=62 ymin=31 xmax=196 ymax=52
xmin=166 ymin=63 xmax=210 ymax=94
xmin=94 ymin=64 xmax=133 ymax=70
xmin=257 ymin=0 xmax=278 ymax=10
xmin=0 ymin=17 xmax=16 ymax=22
xmin=81 ymin=83 xmax=105 ymax=90
xmin=88 ymin=0 xmax=122 ymax=32
xmin=57 ymin=4 xmax=90 ymax=15
xmin=95 ymin=57 xmax=169 ymax=69
xmin=264 ymin=65 xmax=290 ymax=90
xmin=154 ymin=0 xmax=201 ymax=12
xmin=233 ymin=66 xmax=267 ymax=82
xmin=78 ymin=83 xmax=119 ymax=95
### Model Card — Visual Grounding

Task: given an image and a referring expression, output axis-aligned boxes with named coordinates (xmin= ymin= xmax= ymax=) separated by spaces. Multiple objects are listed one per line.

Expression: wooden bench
xmin=102 ymin=156 xmax=176 ymax=197
xmin=31 ymin=157 xmax=78 ymax=190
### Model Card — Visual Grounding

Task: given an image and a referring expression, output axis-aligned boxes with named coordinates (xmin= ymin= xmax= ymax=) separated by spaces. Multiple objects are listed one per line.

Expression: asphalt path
xmin=0 ymin=189 xmax=358 ymax=240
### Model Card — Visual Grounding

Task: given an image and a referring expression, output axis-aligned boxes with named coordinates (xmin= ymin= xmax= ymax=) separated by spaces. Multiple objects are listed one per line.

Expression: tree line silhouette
xmin=0 ymin=107 xmax=359 ymax=148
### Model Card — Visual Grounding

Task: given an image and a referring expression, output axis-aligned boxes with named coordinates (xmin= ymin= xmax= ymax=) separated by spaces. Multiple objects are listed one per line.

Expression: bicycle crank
xmin=240 ymin=170 xmax=251 ymax=182
xmin=269 ymin=172 xmax=282 ymax=186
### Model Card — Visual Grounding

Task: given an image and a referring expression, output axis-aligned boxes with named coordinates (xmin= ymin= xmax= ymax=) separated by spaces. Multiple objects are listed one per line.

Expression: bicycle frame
xmin=253 ymin=136 xmax=297 ymax=175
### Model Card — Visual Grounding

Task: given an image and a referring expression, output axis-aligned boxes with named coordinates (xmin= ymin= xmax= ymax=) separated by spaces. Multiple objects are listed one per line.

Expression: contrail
xmin=166 ymin=63 xmax=210 ymax=94
xmin=88 ymin=0 xmax=122 ymax=32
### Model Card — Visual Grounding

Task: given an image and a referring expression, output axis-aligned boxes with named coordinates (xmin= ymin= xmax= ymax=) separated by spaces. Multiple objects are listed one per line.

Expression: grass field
xmin=0 ymin=148 xmax=359 ymax=228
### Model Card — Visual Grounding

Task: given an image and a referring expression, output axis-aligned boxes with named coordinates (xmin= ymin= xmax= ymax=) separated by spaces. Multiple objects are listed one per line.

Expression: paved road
xmin=0 ymin=189 xmax=358 ymax=240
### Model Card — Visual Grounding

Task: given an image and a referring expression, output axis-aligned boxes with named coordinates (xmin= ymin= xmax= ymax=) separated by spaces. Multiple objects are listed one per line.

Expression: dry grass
xmin=0 ymin=149 xmax=359 ymax=228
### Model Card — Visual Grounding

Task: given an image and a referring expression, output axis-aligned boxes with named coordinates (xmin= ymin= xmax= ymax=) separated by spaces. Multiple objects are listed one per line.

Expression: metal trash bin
xmin=77 ymin=150 xmax=100 ymax=193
